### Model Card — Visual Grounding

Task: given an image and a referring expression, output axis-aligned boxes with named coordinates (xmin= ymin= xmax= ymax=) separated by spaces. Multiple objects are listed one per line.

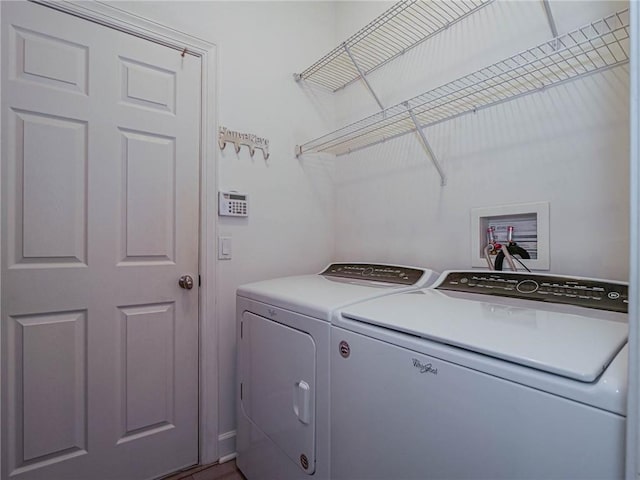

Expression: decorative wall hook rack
xmin=218 ymin=126 xmax=270 ymax=160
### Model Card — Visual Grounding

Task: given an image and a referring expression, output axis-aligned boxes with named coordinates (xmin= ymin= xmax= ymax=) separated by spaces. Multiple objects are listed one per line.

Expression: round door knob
xmin=179 ymin=275 xmax=194 ymax=290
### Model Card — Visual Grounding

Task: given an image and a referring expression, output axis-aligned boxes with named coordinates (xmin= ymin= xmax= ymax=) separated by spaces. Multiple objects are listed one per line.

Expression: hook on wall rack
xmin=218 ymin=126 xmax=270 ymax=160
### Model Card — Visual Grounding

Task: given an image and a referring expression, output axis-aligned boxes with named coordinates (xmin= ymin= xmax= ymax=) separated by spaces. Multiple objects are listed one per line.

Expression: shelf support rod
xmin=541 ymin=0 xmax=559 ymax=49
xmin=405 ymin=103 xmax=446 ymax=186
xmin=343 ymin=42 xmax=385 ymax=112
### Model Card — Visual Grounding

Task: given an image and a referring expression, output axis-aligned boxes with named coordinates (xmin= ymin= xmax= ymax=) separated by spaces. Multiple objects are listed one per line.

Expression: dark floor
xmin=161 ymin=460 xmax=245 ymax=480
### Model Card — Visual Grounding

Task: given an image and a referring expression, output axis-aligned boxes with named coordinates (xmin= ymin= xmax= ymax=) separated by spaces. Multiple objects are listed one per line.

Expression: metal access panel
xmin=239 ymin=312 xmax=316 ymax=474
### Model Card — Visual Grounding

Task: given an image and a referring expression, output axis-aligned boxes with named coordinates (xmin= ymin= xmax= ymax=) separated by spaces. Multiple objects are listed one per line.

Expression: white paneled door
xmin=1 ymin=2 xmax=200 ymax=479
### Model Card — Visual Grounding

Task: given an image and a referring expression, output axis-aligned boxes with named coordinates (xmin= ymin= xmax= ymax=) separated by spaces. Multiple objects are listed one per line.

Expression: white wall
xmin=113 ymin=0 xmax=337 ymax=458
xmin=332 ymin=0 xmax=630 ymax=281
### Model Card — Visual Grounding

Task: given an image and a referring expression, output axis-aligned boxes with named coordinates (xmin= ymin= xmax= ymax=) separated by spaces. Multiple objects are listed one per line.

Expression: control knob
xmin=516 ymin=279 xmax=539 ymax=294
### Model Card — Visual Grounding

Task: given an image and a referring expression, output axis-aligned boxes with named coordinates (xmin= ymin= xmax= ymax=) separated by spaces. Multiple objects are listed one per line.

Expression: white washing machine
xmin=235 ymin=263 xmax=439 ymax=480
xmin=331 ymin=270 xmax=629 ymax=480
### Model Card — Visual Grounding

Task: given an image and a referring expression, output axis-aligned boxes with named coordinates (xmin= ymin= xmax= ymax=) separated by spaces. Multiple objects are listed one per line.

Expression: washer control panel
xmin=436 ymin=271 xmax=628 ymax=313
xmin=321 ymin=263 xmax=424 ymax=285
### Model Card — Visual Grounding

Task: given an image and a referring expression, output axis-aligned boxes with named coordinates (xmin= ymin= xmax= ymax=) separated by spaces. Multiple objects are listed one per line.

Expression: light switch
xmin=218 ymin=236 xmax=232 ymax=260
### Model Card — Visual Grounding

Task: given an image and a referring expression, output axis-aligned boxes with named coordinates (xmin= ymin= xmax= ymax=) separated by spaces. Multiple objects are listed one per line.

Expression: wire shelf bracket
xmin=405 ymin=102 xmax=446 ymax=186
xmin=343 ymin=41 xmax=385 ymax=111
xmin=295 ymin=9 xmax=630 ymax=185
xmin=542 ymin=0 xmax=559 ymax=49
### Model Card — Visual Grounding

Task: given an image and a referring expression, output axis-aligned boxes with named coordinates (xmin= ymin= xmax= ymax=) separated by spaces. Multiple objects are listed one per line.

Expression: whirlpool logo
xmin=412 ymin=358 xmax=438 ymax=375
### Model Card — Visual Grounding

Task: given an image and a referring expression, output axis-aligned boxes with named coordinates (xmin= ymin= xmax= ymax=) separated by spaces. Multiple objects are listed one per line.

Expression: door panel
xmin=121 ymin=130 xmax=176 ymax=261
xmin=12 ymin=26 xmax=88 ymax=94
xmin=118 ymin=303 xmax=176 ymax=441
xmin=1 ymin=2 xmax=200 ymax=479
xmin=8 ymin=311 xmax=87 ymax=471
xmin=17 ymin=110 xmax=87 ymax=263
xmin=120 ymin=58 xmax=175 ymax=113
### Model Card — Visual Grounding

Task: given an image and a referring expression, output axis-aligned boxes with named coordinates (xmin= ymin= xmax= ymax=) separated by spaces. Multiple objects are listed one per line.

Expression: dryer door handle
xmin=293 ymin=380 xmax=311 ymax=425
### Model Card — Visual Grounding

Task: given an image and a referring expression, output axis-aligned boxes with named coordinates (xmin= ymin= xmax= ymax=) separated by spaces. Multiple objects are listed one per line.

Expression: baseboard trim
xmin=218 ymin=430 xmax=236 ymax=462
xmin=218 ymin=452 xmax=237 ymax=464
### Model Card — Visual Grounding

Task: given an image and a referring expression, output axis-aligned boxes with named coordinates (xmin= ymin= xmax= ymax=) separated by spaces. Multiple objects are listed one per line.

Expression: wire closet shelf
xmin=295 ymin=9 xmax=630 ymax=158
xmin=294 ymin=0 xmax=493 ymax=92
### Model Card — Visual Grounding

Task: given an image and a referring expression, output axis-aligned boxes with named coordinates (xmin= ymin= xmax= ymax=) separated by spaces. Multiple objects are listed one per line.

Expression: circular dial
xmin=516 ymin=279 xmax=539 ymax=294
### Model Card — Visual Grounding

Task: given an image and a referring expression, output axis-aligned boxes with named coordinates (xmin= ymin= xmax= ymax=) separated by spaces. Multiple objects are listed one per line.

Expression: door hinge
xmin=240 ymin=382 xmax=243 ymax=400
xmin=198 ymin=275 xmax=201 ymax=287
xmin=240 ymin=321 xmax=243 ymax=339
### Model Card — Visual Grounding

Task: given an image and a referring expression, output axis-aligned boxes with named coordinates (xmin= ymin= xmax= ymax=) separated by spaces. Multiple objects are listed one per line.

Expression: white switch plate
xmin=218 ymin=236 xmax=232 ymax=260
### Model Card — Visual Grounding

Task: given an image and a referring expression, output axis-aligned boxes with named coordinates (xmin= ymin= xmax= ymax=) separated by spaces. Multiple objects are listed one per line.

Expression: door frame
xmin=0 ymin=0 xmax=220 ymax=470
xmin=627 ymin=1 xmax=639 ymax=478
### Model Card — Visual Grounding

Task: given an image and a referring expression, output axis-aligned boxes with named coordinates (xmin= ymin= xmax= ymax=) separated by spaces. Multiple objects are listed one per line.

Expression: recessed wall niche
xmin=471 ymin=202 xmax=550 ymax=270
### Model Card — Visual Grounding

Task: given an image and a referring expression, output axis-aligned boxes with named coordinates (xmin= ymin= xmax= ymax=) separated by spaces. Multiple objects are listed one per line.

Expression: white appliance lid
xmin=340 ymin=290 xmax=628 ymax=382
xmin=237 ymin=266 xmax=437 ymax=321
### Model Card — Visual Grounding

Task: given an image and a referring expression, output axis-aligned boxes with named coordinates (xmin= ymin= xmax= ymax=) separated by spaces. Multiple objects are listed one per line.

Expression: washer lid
xmin=340 ymin=290 xmax=628 ymax=382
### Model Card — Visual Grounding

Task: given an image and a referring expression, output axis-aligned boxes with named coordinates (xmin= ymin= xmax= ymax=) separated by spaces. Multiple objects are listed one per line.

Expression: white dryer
xmin=331 ymin=270 xmax=628 ymax=480
xmin=235 ymin=263 xmax=439 ymax=480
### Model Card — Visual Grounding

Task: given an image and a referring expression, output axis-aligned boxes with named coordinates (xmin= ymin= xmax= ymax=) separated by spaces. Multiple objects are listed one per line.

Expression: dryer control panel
xmin=321 ymin=263 xmax=424 ymax=285
xmin=436 ymin=271 xmax=628 ymax=313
